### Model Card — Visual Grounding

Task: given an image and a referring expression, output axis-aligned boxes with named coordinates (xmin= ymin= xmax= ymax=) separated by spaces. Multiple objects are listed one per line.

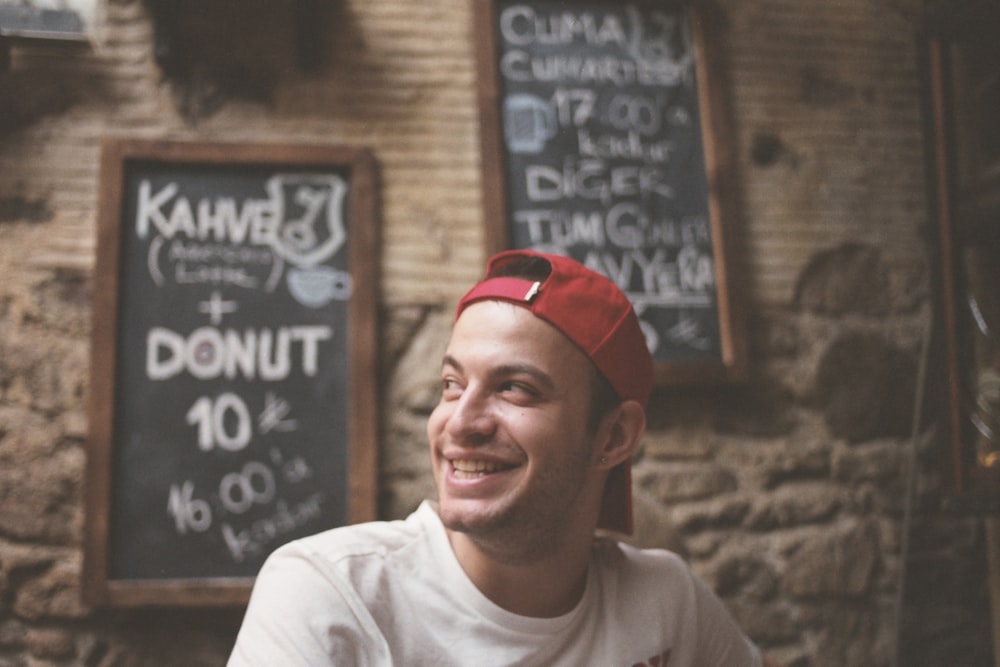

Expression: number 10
xmin=186 ymin=393 xmax=252 ymax=451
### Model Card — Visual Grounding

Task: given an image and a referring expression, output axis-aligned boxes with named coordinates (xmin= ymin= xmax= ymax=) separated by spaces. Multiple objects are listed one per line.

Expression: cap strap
xmin=458 ymin=277 xmax=542 ymax=309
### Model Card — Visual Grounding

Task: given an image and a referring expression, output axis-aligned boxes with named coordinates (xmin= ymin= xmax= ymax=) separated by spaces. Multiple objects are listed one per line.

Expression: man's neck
xmin=445 ymin=527 xmax=594 ymax=618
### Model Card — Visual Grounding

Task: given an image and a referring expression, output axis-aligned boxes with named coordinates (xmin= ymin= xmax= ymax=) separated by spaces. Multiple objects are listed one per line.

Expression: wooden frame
xmin=473 ymin=0 xmax=746 ymax=386
xmin=921 ymin=3 xmax=1000 ymax=501
xmin=84 ymin=138 xmax=379 ymax=607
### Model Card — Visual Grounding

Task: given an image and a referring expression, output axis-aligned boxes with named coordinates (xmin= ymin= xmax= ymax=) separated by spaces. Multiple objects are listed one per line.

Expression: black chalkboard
xmin=474 ymin=0 xmax=746 ymax=385
xmin=84 ymin=139 xmax=379 ymax=607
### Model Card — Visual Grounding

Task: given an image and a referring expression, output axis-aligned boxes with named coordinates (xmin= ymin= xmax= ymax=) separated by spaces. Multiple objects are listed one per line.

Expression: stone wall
xmin=0 ymin=0 xmax=993 ymax=666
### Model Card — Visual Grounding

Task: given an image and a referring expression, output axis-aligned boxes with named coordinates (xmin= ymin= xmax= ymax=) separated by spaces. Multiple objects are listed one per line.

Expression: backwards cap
xmin=456 ymin=249 xmax=653 ymax=534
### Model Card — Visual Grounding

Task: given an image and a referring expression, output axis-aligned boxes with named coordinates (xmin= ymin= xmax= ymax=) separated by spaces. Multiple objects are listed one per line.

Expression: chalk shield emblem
xmin=266 ymin=174 xmax=353 ymax=307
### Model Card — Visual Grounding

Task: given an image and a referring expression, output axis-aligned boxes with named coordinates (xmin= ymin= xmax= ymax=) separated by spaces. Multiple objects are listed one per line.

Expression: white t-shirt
xmin=229 ymin=501 xmax=761 ymax=667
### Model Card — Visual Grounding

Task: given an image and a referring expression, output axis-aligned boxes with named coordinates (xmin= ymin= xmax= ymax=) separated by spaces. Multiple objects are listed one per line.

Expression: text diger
xmin=525 ymin=161 xmax=675 ymax=204
xmin=147 ymin=325 xmax=333 ymax=381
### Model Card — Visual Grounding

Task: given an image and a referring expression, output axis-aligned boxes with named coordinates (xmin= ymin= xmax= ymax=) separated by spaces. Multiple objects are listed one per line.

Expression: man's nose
xmin=445 ymin=388 xmax=497 ymax=442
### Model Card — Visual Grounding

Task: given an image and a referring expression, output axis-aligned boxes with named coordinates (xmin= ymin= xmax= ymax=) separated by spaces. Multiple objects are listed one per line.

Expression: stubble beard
xmin=438 ymin=450 xmax=595 ymax=566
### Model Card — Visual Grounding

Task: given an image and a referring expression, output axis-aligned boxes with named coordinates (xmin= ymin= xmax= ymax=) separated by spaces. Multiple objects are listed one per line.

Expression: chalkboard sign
xmin=84 ymin=139 xmax=379 ymax=607
xmin=474 ymin=0 xmax=746 ymax=385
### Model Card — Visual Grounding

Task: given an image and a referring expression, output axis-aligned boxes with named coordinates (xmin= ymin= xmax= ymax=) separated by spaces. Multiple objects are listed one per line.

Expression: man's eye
xmin=441 ymin=378 xmax=462 ymax=397
xmin=500 ymin=381 xmax=536 ymax=397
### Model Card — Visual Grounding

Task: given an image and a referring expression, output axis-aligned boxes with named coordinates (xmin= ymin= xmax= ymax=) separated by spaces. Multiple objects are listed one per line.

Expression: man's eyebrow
xmin=442 ymin=355 xmax=555 ymax=392
xmin=441 ymin=354 xmax=463 ymax=372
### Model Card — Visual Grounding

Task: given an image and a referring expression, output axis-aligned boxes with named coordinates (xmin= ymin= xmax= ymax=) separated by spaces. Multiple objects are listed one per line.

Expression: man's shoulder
xmin=268 ymin=501 xmax=438 ymax=571
xmin=231 ymin=510 xmax=441 ymax=666
xmin=590 ymin=538 xmax=698 ymax=596
xmin=593 ymin=537 xmax=689 ymax=572
xmin=589 ymin=539 xmax=762 ymax=664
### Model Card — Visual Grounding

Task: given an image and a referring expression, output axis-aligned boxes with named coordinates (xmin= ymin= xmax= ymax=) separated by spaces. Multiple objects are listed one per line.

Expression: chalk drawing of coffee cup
xmin=504 ymin=94 xmax=557 ymax=154
xmin=266 ymin=174 xmax=348 ymax=269
xmin=287 ymin=266 xmax=353 ymax=308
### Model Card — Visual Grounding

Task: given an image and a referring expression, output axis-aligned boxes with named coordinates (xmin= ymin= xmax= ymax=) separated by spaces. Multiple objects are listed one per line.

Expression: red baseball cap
xmin=456 ymin=249 xmax=653 ymax=534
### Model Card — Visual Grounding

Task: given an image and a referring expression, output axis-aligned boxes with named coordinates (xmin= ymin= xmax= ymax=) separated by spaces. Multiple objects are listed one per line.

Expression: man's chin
xmin=437 ymin=499 xmax=512 ymax=536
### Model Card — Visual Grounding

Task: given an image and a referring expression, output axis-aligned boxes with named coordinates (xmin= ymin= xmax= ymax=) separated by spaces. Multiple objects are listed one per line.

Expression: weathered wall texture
xmin=0 ymin=0 xmax=992 ymax=666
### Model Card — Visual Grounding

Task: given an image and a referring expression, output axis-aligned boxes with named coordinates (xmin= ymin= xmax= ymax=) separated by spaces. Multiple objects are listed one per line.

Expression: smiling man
xmin=229 ymin=250 xmax=765 ymax=666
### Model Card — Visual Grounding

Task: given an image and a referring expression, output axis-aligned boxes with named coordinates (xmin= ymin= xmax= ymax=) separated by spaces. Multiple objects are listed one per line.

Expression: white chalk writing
xmin=500 ymin=6 xmax=627 ymax=47
xmin=222 ymin=494 xmax=324 ymax=563
xmin=146 ymin=325 xmax=333 ymax=381
xmin=186 ymin=393 xmax=253 ymax=452
xmin=515 ymin=207 xmax=709 ymax=251
xmin=166 ymin=454 xmax=322 ymax=563
xmin=258 ymin=391 xmax=299 ymax=434
xmin=136 ymin=180 xmax=277 ymax=245
xmin=498 ymin=6 xmax=693 ymax=86
xmin=524 ymin=160 xmax=674 ymax=204
xmin=582 ymin=248 xmax=714 ymax=308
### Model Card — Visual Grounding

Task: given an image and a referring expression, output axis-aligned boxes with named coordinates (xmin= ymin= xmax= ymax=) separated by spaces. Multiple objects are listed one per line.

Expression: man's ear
xmin=595 ymin=400 xmax=646 ymax=469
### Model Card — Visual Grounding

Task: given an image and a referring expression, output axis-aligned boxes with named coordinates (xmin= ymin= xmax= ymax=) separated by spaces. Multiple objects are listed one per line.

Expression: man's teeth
xmin=452 ymin=459 xmax=508 ymax=478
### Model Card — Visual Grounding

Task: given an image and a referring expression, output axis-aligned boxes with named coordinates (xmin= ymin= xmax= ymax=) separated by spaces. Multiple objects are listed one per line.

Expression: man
xmin=229 ymin=250 xmax=764 ymax=666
